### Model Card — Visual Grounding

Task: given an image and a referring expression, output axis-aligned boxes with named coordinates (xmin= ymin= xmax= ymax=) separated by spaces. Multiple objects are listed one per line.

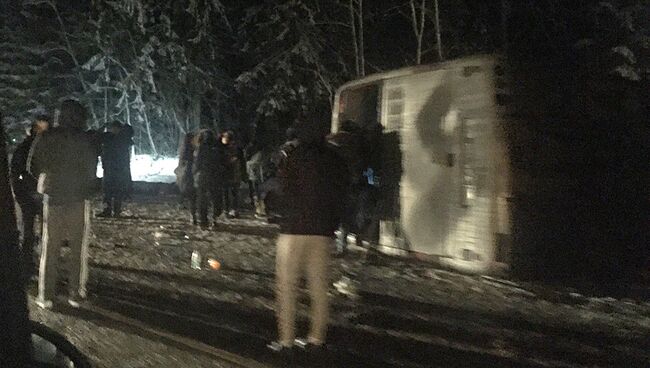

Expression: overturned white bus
xmin=331 ymin=55 xmax=512 ymax=274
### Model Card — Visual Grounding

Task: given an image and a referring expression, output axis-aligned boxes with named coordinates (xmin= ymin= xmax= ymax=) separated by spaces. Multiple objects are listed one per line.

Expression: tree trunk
xmin=433 ymin=0 xmax=443 ymax=61
xmin=501 ymin=0 xmax=509 ymax=52
xmin=358 ymin=0 xmax=365 ymax=76
xmin=349 ymin=0 xmax=360 ymax=77
xmin=410 ymin=0 xmax=427 ymax=65
xmin=48 ymin=0 xmax=99 ymax=125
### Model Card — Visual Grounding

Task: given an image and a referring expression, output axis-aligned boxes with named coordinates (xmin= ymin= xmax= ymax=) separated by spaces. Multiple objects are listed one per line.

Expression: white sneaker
xmin=67 ymin=299 xmax=81 ymax=308
xmin=35 ymin=299 xmax=53 ymax=310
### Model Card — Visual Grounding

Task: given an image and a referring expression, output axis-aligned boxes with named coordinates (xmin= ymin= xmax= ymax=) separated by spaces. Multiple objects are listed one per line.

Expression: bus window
xmin=338 ymin=84 xmax=379 ymax=130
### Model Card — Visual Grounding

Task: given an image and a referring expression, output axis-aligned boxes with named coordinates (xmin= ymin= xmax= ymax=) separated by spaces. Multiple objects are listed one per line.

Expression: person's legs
xmin=336 ymin=200 xmax=355 ymax=254
xmin=66 ymin=201 xmax=91 ymax=300
xmin=305 ymin=236 xmax=331 ymax=345
xmin=222 ymin=185 xmax=232 ymax=212
xmin=230 ymin=185 xmax=240 ymax=216
xmin=38 ymin=198 xmax=64 ymax=302
xmin=113 ymin=196 xmax=123 ymax=216
xmin=189 ymin=189 xmax=197 ymax=224
xmin=211 ymin=185 xmax=223 ymax=223
xmin=275 ymin=234 xmax=305 ymax=346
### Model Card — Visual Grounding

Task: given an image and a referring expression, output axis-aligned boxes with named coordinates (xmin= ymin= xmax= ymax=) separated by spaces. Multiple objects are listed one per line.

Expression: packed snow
xmin=97 ymin=154 xmax=177 ymax=183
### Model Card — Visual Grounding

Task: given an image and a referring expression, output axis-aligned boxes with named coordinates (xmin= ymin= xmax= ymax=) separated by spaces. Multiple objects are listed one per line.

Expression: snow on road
xmin=28 ymin=194 xmax=650 ymax=367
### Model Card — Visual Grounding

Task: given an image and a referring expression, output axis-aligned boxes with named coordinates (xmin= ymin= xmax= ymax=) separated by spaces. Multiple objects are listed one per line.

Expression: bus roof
xmin=336 ymin=54 xmax=499 ymax=92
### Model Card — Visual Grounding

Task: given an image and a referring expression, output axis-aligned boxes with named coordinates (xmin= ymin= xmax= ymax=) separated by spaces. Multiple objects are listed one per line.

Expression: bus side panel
xmin=385 ymin=69 xmax=457 ymax=256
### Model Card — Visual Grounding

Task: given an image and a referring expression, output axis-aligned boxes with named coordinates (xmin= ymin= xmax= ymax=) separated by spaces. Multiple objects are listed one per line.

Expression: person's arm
xmin=9 ymin=142 xmax=27 ymax=185
xmin=27 ymin=134 xmax=45 ymax=177
xmin=27 ymin=134 xmax=49 ymax=194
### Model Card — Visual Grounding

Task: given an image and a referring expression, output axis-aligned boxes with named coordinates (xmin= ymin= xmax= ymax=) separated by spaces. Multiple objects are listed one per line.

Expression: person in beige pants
xmin=29 ymin=100 xmax=99 ymax=308
xmin=275 ymin=234 xmax=331 ymax=347
xmin=267 ymin=121 xmax=349 ymax=354
xmin=38 ymin=199 xmax=92 ymax=305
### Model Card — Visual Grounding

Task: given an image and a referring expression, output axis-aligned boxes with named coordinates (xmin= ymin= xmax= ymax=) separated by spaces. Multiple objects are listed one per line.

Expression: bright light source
xmin=97 ymin=154 xmax=177 ymax=183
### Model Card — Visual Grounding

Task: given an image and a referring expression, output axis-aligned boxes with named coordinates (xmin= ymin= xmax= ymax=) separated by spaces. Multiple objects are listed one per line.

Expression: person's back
xmin=327 ymin=122 xmax=365 ymax=186
xmin=269 ymin=123 xmax=349 ymax=353
xmin=101 ymin=129 xmax=131 ymax=176
xmin=29 ymin=100 xmax=98 ymax=309
xmin=192 ymin=130 xmax=222 ymax=181
xmin=31 ymin=127 xmax=97 ymax=204
xmin=192 ymin=130 xmax=223 ymax=227
xmin=279 ymin=140 xmax=348 ymax=236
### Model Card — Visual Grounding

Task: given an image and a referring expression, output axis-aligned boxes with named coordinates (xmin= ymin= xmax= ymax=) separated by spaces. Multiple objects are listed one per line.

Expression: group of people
xmin=9 ymin=98 xmax=386 ymax=359
xmin=175 ymin=129 xmax=246 ymax=228
xmin=9 ymin=100 xmax=134 ymax=309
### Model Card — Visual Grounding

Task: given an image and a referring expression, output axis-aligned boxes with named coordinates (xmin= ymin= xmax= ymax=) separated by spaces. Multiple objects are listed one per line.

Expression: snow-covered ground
xmin=97 ymin=154 xmax=178 ymax=183
xmin=27 ymin=195 xmax=650 ymax=368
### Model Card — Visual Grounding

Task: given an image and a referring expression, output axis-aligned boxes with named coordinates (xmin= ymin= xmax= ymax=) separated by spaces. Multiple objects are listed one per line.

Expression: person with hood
xmin=10 ymin=115 xmax=50 ymax=276
xmin=29 ymin=100 xmax=99 ymax=309
xmin=193 ymin=129 xmax=223 ymax=228
xmin=267 ymin=119 xmax=349 ymax=355
xmin=175 ymin=132 xmax=197 ymax=223
xmin=98 ymin=121 xmax=133 ymax=217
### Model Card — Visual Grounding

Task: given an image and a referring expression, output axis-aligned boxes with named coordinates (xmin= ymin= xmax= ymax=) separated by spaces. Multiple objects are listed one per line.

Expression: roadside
xmin=26 ymin=194 xmax=650 ymax=367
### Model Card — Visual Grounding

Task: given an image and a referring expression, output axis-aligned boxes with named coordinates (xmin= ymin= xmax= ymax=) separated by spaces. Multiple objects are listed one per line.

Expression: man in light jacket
xmin=29 ymin=100 xmax=98 ymax=309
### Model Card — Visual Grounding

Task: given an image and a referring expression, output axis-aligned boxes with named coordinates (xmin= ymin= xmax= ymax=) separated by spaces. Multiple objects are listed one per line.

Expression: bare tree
xmin=409 ymin=0 xmax=427 ymax=64
xmin=358 ymin=0 xmax=365 ymax=76
xmin=501 ymin=0 xmax=509 ymax=52
xmin=433 ymin=0 xmax=443 ymax=61
xmin=348 ymin=0 xmax=365 ymax=76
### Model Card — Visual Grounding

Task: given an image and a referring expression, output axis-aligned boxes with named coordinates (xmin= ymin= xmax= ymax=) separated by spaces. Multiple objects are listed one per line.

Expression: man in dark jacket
xmin=268 ymin=121 xmax=349 ymax=353
xmin=193 ymin=129 xmax=223 ymax=228
xmin=10 ymin=115 xmax=50 ymax=276
xmin=29 ymin=100 xmax=98 ymax=308
xmin=175 ymin=132 xmax=197 ymax=223
xmin=98 ymin=121 xmax=133 ymax=217
xmin=219 ymin=130 xmax=244 ymax=218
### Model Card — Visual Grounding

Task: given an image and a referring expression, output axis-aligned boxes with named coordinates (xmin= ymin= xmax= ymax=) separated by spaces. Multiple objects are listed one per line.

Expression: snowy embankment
xmin=97 ymin=154 xmax=178 ymax=183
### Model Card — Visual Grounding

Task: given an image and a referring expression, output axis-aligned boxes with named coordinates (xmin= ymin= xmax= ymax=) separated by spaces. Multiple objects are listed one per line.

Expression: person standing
xmin=175 ymin=132 xmax=197 ymax=223
xmin=268 ymin=121 xmax=349 ymax=354
xmin=326 ymin=120 xmax=365 ymax=255
xmin=192 ymin=129 xmax=223 ymax=228
xmin=10 ymin=115 xmax=50 ymax=277
xmin=220 ymin=131 xmax=243 ymax=218
xmin=29 ymin=100 xmax=99 ymax=308
xmin=98 ymin=121 xmax=133 ymax=217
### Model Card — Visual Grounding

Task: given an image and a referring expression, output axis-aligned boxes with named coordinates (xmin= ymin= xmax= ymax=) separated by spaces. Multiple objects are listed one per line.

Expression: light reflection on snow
xmin=96 ymin=154 xmax=178 ymax=183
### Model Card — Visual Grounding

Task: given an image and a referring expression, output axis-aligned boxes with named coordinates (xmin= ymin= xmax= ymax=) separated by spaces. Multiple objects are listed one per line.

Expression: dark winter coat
xmin=276 ymin=140 xmax=349 ymax=236
xmin=175 ymin=132 xmax=195 ymax=194
xmin=221 ymin=142 xmax=243 ymax=185
xmin=101 ymin=130 xmax=133 ymax=197
xmin=10 ymin=135 xmax=37 ymax=204
xmin=192 ymin=131 xmax=223 ymax=188
xmin=29 ymin=127 xmax=99 ymax=204
xmin=326 ymin=130 xmax=365 ymax=186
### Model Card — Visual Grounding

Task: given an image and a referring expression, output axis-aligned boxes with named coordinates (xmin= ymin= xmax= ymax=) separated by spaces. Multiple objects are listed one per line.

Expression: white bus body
xmin=331 ymin=55 xmax=512 ymax=274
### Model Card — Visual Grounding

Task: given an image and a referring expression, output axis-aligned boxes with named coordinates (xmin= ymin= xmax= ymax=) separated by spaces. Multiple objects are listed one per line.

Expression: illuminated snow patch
xmin=97 ymin=154 xmax=178 ymax=183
